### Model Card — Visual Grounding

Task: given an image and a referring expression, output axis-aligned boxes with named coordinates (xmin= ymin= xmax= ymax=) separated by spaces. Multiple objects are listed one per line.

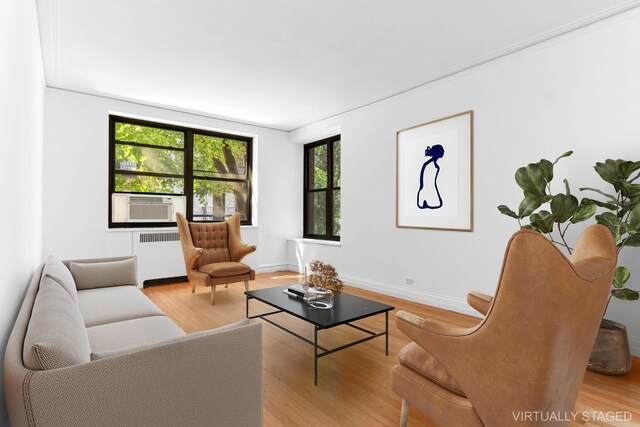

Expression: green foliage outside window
xmin=305 ymin=138 xmax=340 ymax=238
xmin=116 ymin=122 xmax=184 ymax=148
xmin=113 ymin=121 xmax=250 ymax=221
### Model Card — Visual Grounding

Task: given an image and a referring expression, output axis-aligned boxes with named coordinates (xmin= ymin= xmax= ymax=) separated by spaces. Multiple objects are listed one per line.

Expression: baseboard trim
xmin=285 ymin=264 xmax=477 ymax=317
xmin=339 ymin=273 xmax=480 ymax=317
xmin=286 ymin=264 xmax=302 ymax=273
xmin=258 ymin=263 xmax=292 ymax=273
xmin=143 ymin=275 xmax=188 ymax=288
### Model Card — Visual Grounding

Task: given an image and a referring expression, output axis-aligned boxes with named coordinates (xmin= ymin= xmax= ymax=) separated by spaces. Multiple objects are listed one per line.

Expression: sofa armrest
xmin=24 ymin=322 xmax=263 ymax=427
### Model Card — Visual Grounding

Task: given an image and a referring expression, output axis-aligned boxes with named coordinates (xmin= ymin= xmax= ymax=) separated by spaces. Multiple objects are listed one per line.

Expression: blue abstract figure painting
xmin=416 ymin=144 xmax=444 ymax=209
xmin=396 ymin=110 xmax=472 ymax=231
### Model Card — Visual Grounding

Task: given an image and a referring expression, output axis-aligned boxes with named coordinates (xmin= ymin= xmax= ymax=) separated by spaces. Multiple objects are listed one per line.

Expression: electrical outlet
xmin=404 ymin=277 xmax=414 ymax=285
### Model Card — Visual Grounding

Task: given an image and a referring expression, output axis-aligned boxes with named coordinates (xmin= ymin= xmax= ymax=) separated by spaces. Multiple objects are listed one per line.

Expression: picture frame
xmin=396 ymin=111 xmax=473 ymax=231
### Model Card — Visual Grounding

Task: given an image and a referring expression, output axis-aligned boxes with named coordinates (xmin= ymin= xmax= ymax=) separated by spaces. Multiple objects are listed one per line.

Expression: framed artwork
xmin=396 ymin=111 xmax=473 ymax=231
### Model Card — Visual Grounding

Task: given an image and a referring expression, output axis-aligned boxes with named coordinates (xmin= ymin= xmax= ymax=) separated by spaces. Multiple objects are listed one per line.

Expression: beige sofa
xmin=4 ymin=256 xmax=262 ymax=427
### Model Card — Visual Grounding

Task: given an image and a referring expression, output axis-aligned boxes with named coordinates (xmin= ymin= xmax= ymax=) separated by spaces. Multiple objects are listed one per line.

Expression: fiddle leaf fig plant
xmin=499 ymin=154 xmax=640 ymax=302
xmin=497 ymin=151 xmax=597 ymax=252
xmin=580 ymin=159 xmax=640 ymax=301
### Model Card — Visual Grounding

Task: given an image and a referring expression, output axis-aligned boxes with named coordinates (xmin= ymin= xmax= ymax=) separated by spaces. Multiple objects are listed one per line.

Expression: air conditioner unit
xmin=112 ymin=194 xmax=187 ymax=223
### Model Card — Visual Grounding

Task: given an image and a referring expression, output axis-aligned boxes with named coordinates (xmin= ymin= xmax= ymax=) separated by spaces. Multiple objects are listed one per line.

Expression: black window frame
xmin=303 ymin=135 xmax=340 ymax=241
xmin=109 ymin=115 xmax=253 ymax=228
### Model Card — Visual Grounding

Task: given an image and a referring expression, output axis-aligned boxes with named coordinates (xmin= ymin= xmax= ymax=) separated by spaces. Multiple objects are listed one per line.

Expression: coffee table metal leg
xmin=314 ymin=326 xmax=318 ymax=386
xmin=246 ymin=296 xmax=249 ymax=318
xmin=385 ymin=311 xmax=389 ymax=356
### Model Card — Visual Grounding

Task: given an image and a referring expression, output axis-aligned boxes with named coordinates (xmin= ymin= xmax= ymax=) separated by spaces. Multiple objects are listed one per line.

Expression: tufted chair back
xmin=189 ymin=222 xmax=231 ymax=267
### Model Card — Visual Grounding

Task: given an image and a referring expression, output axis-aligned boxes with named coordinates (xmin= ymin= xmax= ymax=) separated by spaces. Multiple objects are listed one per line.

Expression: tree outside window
xmin=304 ymin=136 xmax=340 ymax=240
xmin=110 ymin=116 xmax=252 ymax=227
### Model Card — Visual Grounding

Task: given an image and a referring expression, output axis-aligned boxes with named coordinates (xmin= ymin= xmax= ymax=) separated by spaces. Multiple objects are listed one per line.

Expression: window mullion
xmin=110 ymin=115 xmax=252 ymax=228
xmin=326 ymin=141 xmax=333 ymax=237
xmin=185 ymin=129 xmax=194 ymax=221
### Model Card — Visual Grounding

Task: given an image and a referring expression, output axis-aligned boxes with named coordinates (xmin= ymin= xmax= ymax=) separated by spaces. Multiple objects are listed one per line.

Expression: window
xmin=304 ymin=135 xmax=340 ymax=240
xmin=109 ymin=115 xmax=252 ymax=227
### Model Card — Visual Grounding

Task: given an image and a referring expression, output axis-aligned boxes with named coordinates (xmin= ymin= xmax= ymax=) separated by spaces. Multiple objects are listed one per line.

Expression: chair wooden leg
xmin=192 ymin=282 xmax=196 ymax=293
xmin=400 ymin=399 xmax=409 ymax=427
xmin=210 ymin=285 xmax=217 ymax=305
xmin=225 ymin=283 xmax=229 ymax=289
xmin=244 ymin=280 xmax=249 ymax=292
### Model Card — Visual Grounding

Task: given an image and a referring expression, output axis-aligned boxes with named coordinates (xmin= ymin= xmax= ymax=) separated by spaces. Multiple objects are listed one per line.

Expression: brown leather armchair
xmin=176 ymin=212 xmax=256 ymax=304
xmin=392 ymin=225 xmax=617 ymax=426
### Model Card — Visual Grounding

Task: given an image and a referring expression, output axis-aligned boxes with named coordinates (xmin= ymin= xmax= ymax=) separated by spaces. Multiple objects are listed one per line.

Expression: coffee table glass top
xmin=245 ymin=285 xmax=394 ymax=328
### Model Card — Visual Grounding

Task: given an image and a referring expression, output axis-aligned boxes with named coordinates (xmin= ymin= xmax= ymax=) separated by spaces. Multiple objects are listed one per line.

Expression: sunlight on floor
xmin=272 ymin=274 xmax=304 ymax=280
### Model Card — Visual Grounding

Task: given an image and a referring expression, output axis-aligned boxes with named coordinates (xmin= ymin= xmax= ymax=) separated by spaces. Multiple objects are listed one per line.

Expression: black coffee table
xmin=245 ymin=285 xmax=394 ymax=386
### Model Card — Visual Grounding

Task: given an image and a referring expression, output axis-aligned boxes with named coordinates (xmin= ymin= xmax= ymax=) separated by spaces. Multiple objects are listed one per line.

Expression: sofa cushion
xmin=398 ymin=342 xmax=465 ymax=397
xmin=90 ymin=318 xmax=251 ymax=361
xmin=42 ymin=255 xmax=78 ymax=303
xmin=199 ymin=261 xmax=251 ymax=278
xmin=77 ymin=285 xmax=164 ymax=327
xmin=88 ymin=316 xmax=185 ymax=357
xmin=70 ymin=257 xmax=137 ymax=290
xmin=23 ymin=276 xmax=91 ymax=370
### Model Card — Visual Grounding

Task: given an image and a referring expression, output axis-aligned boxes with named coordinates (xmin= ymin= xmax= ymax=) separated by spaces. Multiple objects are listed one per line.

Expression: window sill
xmin=288 ymin=238 xmax=342 ymax=247
xmin=107 ymin=225 xmax=259 ymax=232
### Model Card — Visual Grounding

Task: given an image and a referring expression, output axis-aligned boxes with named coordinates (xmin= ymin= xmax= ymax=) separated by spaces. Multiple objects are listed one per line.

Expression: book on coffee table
xmin=287 ymin=283 xmax=308 ymax=297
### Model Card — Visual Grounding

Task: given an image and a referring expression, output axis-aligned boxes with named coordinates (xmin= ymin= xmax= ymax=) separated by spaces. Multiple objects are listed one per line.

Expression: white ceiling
xmin=37 ymin=0 xmax=640 ymax=131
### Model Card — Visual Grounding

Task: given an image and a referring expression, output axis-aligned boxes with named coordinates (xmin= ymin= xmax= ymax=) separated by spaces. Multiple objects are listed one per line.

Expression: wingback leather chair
xmin=392 ymin=225 xmax=617 ymax=427
xmin=176 ymin=212 xmax=256 ymax=304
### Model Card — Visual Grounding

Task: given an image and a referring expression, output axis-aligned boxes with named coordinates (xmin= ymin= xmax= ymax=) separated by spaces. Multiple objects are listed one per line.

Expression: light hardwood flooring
xmin=143 ymin=272 xmax=640 ymax=426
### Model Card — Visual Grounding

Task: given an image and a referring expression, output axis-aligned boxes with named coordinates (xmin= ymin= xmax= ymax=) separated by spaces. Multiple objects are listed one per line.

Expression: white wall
xmin=0 ymin=0 xmax=45 ymax=423
xmin=43 ymin=89 xmax=297 ymax=275
xmin=289 ymin=10 xmax=640 ymax=355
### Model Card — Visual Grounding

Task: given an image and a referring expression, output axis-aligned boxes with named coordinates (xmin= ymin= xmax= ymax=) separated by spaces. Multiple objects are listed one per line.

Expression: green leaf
xmin=563 ymin=179 xmax=571 ymax=195
xmin=515 ymin=163 xmax=547 ymax=197
xmin=611 ymin=288 xmax=640 ymax=301
xmin=520 ymin=224 xmax=535 ymax=230
xmin=570 ymin=203 xmax=596 ymax=224
xmin=579 ymin=187 xmax=617 ymax=203
xmin=596 ymin=215 xmax=616 ymax=236
xmin=594 ymin=161 xmax=619 ymax=186
xmin=498 ymin=205 xmax=519 ymax=219
xmin=629 ymin=203 xmax=640 ymax=229
xmin=597 ymin=212 xmax=628 ymax=231
xmin=530 ymin=210 xmax=554 ymax=233
xmin=538 ymin=159 xmax=554 ymax=182
xmin=623 ymin=234 xmax=640 ymax=247
xmin=617 ymin=160 xmax=640 ymax=180
xmin=553 ymin=151 xmax=573 ymax=165
xmin=619 ymin=198 xmax=640 ymax=217
xmin=550 ymin=194 xmax=578 ymax=223
xmin=518 ymin=195 xmax=542 ymax=218
xmin=613 ymin=266 xmax=631 ymax=288
xmin=620 ymin=181 xmax=640 ymax=198
xmin=581 ymin=197 xmax=617 ymax=211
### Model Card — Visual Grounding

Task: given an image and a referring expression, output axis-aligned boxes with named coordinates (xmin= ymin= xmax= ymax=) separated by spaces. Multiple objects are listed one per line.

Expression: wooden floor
xmin=143 ymin=272 xmax=640 ymax=426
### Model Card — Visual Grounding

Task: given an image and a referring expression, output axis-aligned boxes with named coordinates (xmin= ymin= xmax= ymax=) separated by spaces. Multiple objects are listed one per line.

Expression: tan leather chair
xmin=392 ymin=225 xmax=617 ymax=427
xmin=176 ymin=212 xmax=256 ymax=304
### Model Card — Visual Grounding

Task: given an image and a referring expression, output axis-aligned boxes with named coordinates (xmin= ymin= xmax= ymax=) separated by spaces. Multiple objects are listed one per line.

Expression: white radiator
xmin=130 ymin=228 xmax=259 ymax=286
xmin=132 ymin=231 xmax=185 ymax=285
